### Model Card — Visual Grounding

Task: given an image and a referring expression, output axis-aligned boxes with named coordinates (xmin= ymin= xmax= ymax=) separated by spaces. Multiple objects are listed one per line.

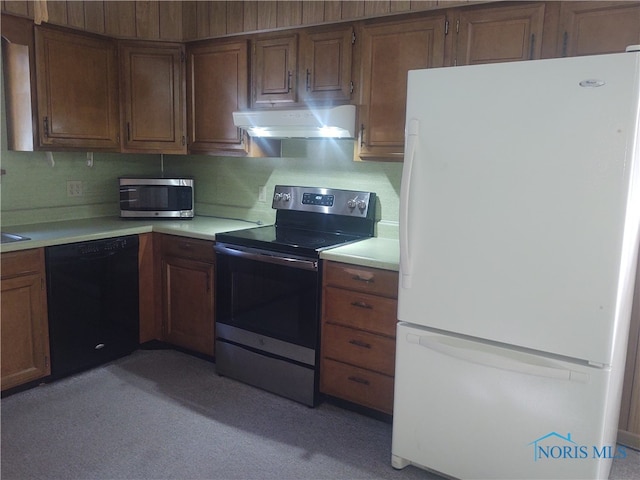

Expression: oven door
xmin=214 ymin=243 xmax=319 ymax=351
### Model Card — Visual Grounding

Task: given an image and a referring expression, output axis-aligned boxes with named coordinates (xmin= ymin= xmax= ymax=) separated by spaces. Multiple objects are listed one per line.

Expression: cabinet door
xmin=162 ymin=255 xmax=214 ymax=356
xmin=120 ymin=42 xmax=186 ymax=153
xmin=1 ymin=249 xmax=50 ymax=391
xmin=187 ymin=40 xmax=248 ymax=154
xmin=299 ymin=26 xmax=353 ymax=104
xmin=358 ymin=16 xmax=445 ymax=161
xmin=558 ymin=1 xmax=640 ymax=57
xmin=34 ymin=26 xmax=119 ymax=151
xmin=252 ymin=34 xmax=298 ymax=107
xmin=455 ymin=3 xmax=545 ymax=65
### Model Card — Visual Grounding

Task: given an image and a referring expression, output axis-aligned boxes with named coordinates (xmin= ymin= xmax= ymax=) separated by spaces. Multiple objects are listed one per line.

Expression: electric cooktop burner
xmin=216 ymin=225 xmax=364 ymax=256
xmin=215 ymin=185 xmax=377 ymax=257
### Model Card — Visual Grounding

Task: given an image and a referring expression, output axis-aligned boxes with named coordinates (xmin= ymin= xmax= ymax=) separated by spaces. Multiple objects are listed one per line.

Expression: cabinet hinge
xmin=182 ymin=135 xmax=186 ymax=146
xmin=351 ymin=30 xmax=356 ymax=45
xmin=445 ymin=20 xmax=449 ymax=35
xmin=349 ymin=81 xmax=354 ymax=94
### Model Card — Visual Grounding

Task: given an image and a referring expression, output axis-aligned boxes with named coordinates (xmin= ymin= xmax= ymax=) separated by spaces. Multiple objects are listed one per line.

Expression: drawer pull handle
xmin=352 ymin=275 xmax=374 ymax=283
xmin=349 ymin=339 xmax=372 ymax=349
xmin=350 ymin=301 xmax=373 ymax=309
xmin=348 ymin=376 xmax=370 ymax=386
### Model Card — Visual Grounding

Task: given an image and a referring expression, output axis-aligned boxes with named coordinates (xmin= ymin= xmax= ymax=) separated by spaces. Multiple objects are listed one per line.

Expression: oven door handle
xmin=214 ymin=244 xmax=318 ymax=271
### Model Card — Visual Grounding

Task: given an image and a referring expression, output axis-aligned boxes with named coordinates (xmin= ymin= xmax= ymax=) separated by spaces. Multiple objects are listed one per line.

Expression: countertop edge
xmin=1 ymin=217 xmax=400 ymax=271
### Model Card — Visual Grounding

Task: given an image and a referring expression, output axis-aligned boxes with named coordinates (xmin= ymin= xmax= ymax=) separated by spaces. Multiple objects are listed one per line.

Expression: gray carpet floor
xmin=1 ymin=349 xmax=638 ymax=480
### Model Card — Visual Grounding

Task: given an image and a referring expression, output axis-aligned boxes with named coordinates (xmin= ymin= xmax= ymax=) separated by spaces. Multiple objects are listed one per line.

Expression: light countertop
xmin=0 ymin=216 xmax=255 ymax=253
xmin=1 ymin=216 xmax=400 ymax=271
xmin=320 ymin=237 xmax=399 ymax=271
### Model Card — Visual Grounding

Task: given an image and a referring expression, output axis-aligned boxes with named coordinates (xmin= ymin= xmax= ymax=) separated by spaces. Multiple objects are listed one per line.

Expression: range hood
xmin=233 ymin=105 xmax=356 ymax=139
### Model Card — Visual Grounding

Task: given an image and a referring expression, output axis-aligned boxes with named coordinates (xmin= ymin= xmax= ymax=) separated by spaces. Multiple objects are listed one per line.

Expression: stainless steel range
xmin=214 ymin=185 xmax=377 ymax=406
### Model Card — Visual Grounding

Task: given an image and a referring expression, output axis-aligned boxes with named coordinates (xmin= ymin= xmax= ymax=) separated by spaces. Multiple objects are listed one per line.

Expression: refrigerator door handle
xmin=406 ymin=333 xmax=590 ymax=382
xmin=400 ymin=118 xmax=420 ymax=289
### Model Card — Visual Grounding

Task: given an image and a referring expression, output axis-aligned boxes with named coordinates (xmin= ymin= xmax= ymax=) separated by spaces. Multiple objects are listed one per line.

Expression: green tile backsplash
xmin=162 ymin=140 xmax=402 ymax=238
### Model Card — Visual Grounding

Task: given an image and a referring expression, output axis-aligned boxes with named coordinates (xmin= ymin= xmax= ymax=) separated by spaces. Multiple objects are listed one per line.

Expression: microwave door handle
xmin=214 ymin=244 xmax=318 ymax=271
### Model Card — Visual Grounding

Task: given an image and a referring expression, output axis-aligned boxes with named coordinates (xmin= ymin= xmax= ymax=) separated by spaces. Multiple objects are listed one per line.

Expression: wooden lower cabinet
xmin=1 ymin=249 xmax=50 ymax=391
xmin=160 ymin=234 xmax=215 ymax=356
xmin=320 ymin=261 xmax=399 ymax=415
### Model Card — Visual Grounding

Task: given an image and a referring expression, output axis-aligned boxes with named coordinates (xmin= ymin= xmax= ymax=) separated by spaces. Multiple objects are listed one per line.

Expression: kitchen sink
xmin=1 ymin=232 xmax=31 ymax=244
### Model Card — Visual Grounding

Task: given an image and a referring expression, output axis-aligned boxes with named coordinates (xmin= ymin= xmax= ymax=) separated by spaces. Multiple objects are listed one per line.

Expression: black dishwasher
xmin=46 ymin=235 xmax=139 ymax=379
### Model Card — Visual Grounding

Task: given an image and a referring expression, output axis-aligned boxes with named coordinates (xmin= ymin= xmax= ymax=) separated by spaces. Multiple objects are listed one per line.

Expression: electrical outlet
xmin=258 ymin=186 xmax=267 ymax=203
xmin=67 ymin=180 xmax=83 ymax=197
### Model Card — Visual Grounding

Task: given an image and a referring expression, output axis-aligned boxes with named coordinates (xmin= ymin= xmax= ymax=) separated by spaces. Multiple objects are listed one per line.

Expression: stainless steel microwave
xmin=119 ymin=177 xmax=194 ymax=218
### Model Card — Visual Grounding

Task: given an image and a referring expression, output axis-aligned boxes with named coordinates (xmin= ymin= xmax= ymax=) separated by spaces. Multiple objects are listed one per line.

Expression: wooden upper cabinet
xmin=252 ymin=34 xmax=298 ymax=107
xmin=186 ymin=40 xmax=249 ymax=154
xmin=34 ymin=26 xmax=120 ymax=151
xmin=299 ymin=25 xmax=354 ymax=104
xmin=119 ymin=42 xmax=186 ymax=153
xmin=558 ymin=1 xmax=640 ymax=57
xmin=454 ymin=3 xmax=546 ymax=65
xmin=358 ymin=16 xmax=446 ymax=161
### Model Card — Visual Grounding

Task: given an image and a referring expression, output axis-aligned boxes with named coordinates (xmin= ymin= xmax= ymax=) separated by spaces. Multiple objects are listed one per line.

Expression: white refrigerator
xmin=392 ymin=50 xmax=640 ymax=480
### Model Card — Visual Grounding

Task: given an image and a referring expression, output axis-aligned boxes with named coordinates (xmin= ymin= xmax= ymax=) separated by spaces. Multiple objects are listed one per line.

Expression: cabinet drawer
xmin=321 ymin=358 xmax=394 ymax=414
xmin=322 ymin=323 xmax=395 ymax=376
xmin=162 ymin=235 xmax=214 ymax=262
xmin=324 ymin=261 xmax=398 ymax=298
xmin=1 ymin=249 xmax=44 ymax=278
xmin=324 ymin=286 xmax=397 ymax=337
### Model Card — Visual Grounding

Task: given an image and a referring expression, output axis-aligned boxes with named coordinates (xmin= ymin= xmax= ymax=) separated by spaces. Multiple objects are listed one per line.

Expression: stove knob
xmin=274 ymin=193 xmax=283 ymax=201
xmin=282 ymin=193 xmax=291 ymax=202
xmin=357 ymin=200 xmax=367 ymax=210
xmin=347 ymin=198 xmax=357 ymax=209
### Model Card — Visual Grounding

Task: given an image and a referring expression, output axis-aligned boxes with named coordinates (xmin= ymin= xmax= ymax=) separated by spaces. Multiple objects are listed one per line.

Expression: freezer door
xmin=399 ymin=52 xmax=640 ymax=365
xmin=391 ymin=323 xmax=618 ymax=480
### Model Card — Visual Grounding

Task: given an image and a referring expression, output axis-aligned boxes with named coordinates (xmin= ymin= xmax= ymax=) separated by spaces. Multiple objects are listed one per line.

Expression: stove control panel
xmin=272 ymin=185 xmax=375 ymax=218
xmin=302 ymin=193 xmax=334 ymax=207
